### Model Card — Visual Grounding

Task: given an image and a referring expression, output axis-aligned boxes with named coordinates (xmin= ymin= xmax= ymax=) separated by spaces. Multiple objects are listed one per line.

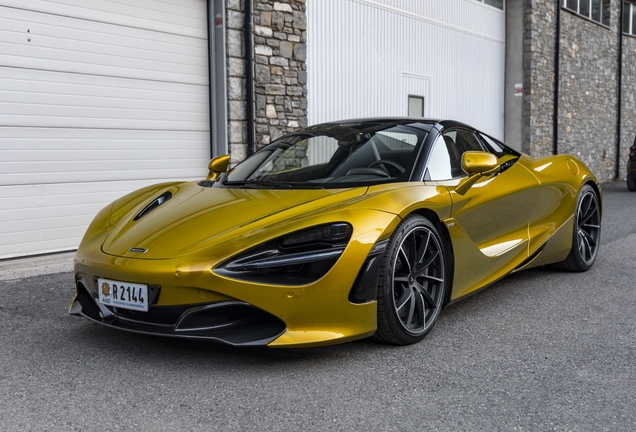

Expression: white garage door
xmin=0 ymin=0 xmax=210 ymax=259
xmin=307 ymin=0 xmax=505 ymax=139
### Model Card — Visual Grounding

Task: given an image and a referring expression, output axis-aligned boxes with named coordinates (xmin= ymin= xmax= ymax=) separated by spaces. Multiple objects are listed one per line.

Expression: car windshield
xmin=224 ymin=122 xmax=427 ymax=189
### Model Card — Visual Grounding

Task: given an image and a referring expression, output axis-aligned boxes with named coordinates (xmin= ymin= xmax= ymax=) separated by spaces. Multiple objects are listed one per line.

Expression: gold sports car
xmin=69 ymin=118 xmax=602 ymax=347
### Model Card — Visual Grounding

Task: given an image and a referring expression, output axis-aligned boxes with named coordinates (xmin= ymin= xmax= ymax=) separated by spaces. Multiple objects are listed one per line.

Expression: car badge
xmin=101 ymin=281 xmax=111 ymax=296
xmin=129 ymin=247 xmax=148 ymax=253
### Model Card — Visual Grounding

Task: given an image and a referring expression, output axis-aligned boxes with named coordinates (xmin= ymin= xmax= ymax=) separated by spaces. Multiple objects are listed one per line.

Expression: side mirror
xmin=207 ymin=155 xmax=230 ymax=181
xmin=462 ymin=151 xmax=499 ymax=174
xmin=455 ymin=151 xmax=500 ymax=195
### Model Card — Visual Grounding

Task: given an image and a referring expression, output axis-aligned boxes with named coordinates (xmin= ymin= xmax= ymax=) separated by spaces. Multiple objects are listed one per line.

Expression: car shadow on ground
xmin=61 ymin=265 xmax=560 ymax=368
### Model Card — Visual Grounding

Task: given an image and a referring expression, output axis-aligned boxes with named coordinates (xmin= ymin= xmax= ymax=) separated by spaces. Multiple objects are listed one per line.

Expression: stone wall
xmin=226 ymin=0 xmax=248 ymax=164
xmin=225 ymin=0 xmax=308 ymax=164
xmin=557 ymin=5 xmax=620 ymax=181
xmin=523 ymin=0 xmax=634 ymax=181
xmin=522 ymin=0 xmax=556 ymax=157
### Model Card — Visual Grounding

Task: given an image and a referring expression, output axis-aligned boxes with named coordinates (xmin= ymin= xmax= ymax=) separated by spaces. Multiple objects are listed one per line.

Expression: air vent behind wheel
xmin=133 ymin=191 xmax=172 ymax=221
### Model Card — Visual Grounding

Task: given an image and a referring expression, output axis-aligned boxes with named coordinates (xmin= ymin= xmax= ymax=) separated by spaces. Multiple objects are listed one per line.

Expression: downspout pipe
xmin=244 ymin=0 xmax=255 ymax=156
xmin=553 ymin=0 xmax=561 ymax=156
xmin=206 ymin=0 xmax=215 ymax=158
xmin=616 ymin=0 xmax=624 ymax=179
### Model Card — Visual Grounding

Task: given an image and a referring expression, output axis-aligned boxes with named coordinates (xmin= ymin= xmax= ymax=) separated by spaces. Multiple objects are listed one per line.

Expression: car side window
xmin=478 ymin=133 xmax=505 ymax=153
xmin=425 ymin=136 xmax=454 ymax=180
xmin=478 ymin=132 xmax=520 ymax=157
xmin=425 ymin=129 xmax=488 ymax=181
xmin=446 ymin=129 xmax=485 ymax=154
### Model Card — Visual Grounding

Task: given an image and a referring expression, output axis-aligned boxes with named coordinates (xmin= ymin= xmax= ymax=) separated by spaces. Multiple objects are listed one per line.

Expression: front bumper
xmin=71 ymin=253 xmax=378 ymax=347
xmin=70 ymin=281 xmax=286 ymax=346
xmin=70 ymin=208 xmax=401 ymax=347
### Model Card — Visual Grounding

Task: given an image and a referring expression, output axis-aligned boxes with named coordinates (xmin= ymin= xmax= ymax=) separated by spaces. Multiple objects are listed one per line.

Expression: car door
xmin=424 ymin=128 xmax=540 ymax=300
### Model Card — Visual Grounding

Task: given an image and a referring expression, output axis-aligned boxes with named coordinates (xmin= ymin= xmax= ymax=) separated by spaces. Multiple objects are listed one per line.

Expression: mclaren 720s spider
xmin=69 ymin=118 xmax=602 ymax=347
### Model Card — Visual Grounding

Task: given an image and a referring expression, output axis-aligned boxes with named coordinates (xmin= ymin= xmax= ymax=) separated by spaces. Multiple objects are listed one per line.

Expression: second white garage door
xmin=0 ymin=0 xmax=211 ymax=259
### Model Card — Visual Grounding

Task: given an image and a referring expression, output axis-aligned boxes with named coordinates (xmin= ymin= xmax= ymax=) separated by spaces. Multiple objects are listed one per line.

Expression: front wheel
xmin=554 ymin=184 xmax=601 ymax=272
xmin=374 ymin=215 xmax=448 ymax=345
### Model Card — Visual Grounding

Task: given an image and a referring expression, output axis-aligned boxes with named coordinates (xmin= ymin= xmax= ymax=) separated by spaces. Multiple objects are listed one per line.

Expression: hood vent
xmin=133 ymin=191 xmax=172 ymax=221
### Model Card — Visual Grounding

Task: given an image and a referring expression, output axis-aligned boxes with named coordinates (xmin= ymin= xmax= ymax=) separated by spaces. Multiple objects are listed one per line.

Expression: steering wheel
xmin=368 ymin=159 xmax=405 ymax=176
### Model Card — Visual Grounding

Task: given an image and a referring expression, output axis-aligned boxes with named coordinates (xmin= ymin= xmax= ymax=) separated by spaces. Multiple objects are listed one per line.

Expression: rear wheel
xmin=627 ymin=173 xmax=636 ymax=191
xmin=554 ymin=184 xmax=601 ymax=272
xmin=375 ymin=215 xmax=448 ymax=345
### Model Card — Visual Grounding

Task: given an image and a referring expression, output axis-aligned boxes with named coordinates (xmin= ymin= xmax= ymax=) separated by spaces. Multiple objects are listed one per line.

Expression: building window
xmin=563 ymin=0 xmax=611 ymax=26
xmin=473 ymin=0 xmax=504 ymax=10
xmin=408 ymin=96 xmax=424 ymax=118
xmin=624 ymin=1 xmax=636 ymax=35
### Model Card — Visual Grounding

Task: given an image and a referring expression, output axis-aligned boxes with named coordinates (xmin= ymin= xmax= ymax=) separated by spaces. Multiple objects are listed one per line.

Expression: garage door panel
xmin=1 ymin=128 xmax=210 ymax=184
xmin=0 ymin=5 xmax=208 ymax=84
xmin=0 ymin=47 xmax=208 ymax=86
xmin=93 ymin=0 xmax=209 ymax=20
xmin=1 ymin=214 xmax=92 ymax=235
xmin=0 ymin=177 xmax=200 ymax=258
xmin=1 ymin=201 xmax=112 ymax=222
xmin=4 ymin=148 xmax=207 ymax=162
xmin=0 ymin=113 xmax=208 ymax=131
xmin=1 ymin=89 xmax=208 ymax=116
xmin=0 ymin=0 xmax=211 ymax=258
xmin=0 ymin=8 xmax=207 ymax=58
xmin=1 ymin=160 xmax=208 ymax=185
xmin=0 ymin=127 xmax=210 ymax=144
xmin=0 ymin=178 xmax=191 ymax=204
xmin=0 ymin=67 xmax=208 ymax=102
xmin=0 ymin=101 xmax=209 ymax=124
xmin=0 ymin=42 xmax=208 ymax=84
xmin=1 ymin=194 xmax=109 ymax=212
xmin=0 ymin=229 xmax=84 ymax=256
xmin=307 ymin=0 xmax=504 ymax=138
xmin=0 ymin=0 xmax=207 ymax=38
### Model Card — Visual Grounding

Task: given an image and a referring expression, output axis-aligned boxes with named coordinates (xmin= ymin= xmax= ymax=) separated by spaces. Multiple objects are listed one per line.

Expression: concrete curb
xmin=0 ymin=251 xmax=75 ymax=281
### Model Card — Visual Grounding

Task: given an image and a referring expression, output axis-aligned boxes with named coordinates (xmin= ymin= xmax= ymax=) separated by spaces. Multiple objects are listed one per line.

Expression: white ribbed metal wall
xmin=0 ymin=0 xmax=210 ymax=259
xmin=306 ymin=0 xmax=505 ymax=139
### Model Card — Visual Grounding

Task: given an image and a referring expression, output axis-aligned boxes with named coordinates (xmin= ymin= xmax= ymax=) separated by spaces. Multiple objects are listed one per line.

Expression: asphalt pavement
xmin=1 ymin=182 xmax=635 ymax=431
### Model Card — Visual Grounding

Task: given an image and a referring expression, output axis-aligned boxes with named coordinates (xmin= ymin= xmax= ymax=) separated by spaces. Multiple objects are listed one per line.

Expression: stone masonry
xmin=524 ymin=0 xmax=634 ymax=181
xmin=557 ymin=5 xmax=620 ymax=181
xmin=522 ymin=0 xmax=556 ymax=158
xmin=225 ymin=0 xmax=308 ymax=164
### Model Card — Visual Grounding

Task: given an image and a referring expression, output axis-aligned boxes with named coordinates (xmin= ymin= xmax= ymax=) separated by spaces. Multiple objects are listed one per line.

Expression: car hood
xmin=101 ymin=183 xmax=367 ymax=259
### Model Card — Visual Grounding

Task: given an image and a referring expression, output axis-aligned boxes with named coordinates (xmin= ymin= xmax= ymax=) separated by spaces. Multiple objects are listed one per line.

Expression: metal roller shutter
xmin=0 ymin=0 xmax=210 ymax=259
xmin=307 ymin=0 xmax=505 ymax=138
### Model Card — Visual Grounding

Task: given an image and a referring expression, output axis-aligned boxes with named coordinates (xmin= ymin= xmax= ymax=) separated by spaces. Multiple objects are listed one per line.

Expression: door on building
xmin=0 ymin=0 xmax=212 ymax=258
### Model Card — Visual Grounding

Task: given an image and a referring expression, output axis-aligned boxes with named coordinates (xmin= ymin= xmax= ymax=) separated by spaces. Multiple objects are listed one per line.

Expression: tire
xmin=554 ymin=184 xmax=601 ymax=272
xmin=627 ymin=174 xmax=636 ymax=192
xmin=374 ymin=215 xmax=448 ymax=345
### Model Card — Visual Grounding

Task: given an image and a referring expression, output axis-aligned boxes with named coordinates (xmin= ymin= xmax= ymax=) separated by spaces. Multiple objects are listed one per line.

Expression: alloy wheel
xmin=576 ymin=190 xmax=601 ymax=266
xmin=391 ymin=226 xmax=445 ymax=335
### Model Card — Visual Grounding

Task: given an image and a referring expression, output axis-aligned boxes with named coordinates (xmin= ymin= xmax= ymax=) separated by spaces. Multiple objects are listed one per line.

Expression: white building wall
xmin=0 ymin=0 xmax=210 ymax=259
xmin=306 ymin=0 xmax=505 ymax=139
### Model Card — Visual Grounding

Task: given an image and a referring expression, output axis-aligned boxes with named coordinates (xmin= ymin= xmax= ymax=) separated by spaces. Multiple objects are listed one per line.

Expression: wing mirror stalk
xmin=207 ymin=155 xmax=230 ymax=181
xmin=455 ymin=152 xmax=501 ymax=195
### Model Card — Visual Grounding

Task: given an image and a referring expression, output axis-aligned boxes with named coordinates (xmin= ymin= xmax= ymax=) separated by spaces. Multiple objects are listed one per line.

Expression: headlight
xmin=215 ymin=223 xmax=353 ymax=285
